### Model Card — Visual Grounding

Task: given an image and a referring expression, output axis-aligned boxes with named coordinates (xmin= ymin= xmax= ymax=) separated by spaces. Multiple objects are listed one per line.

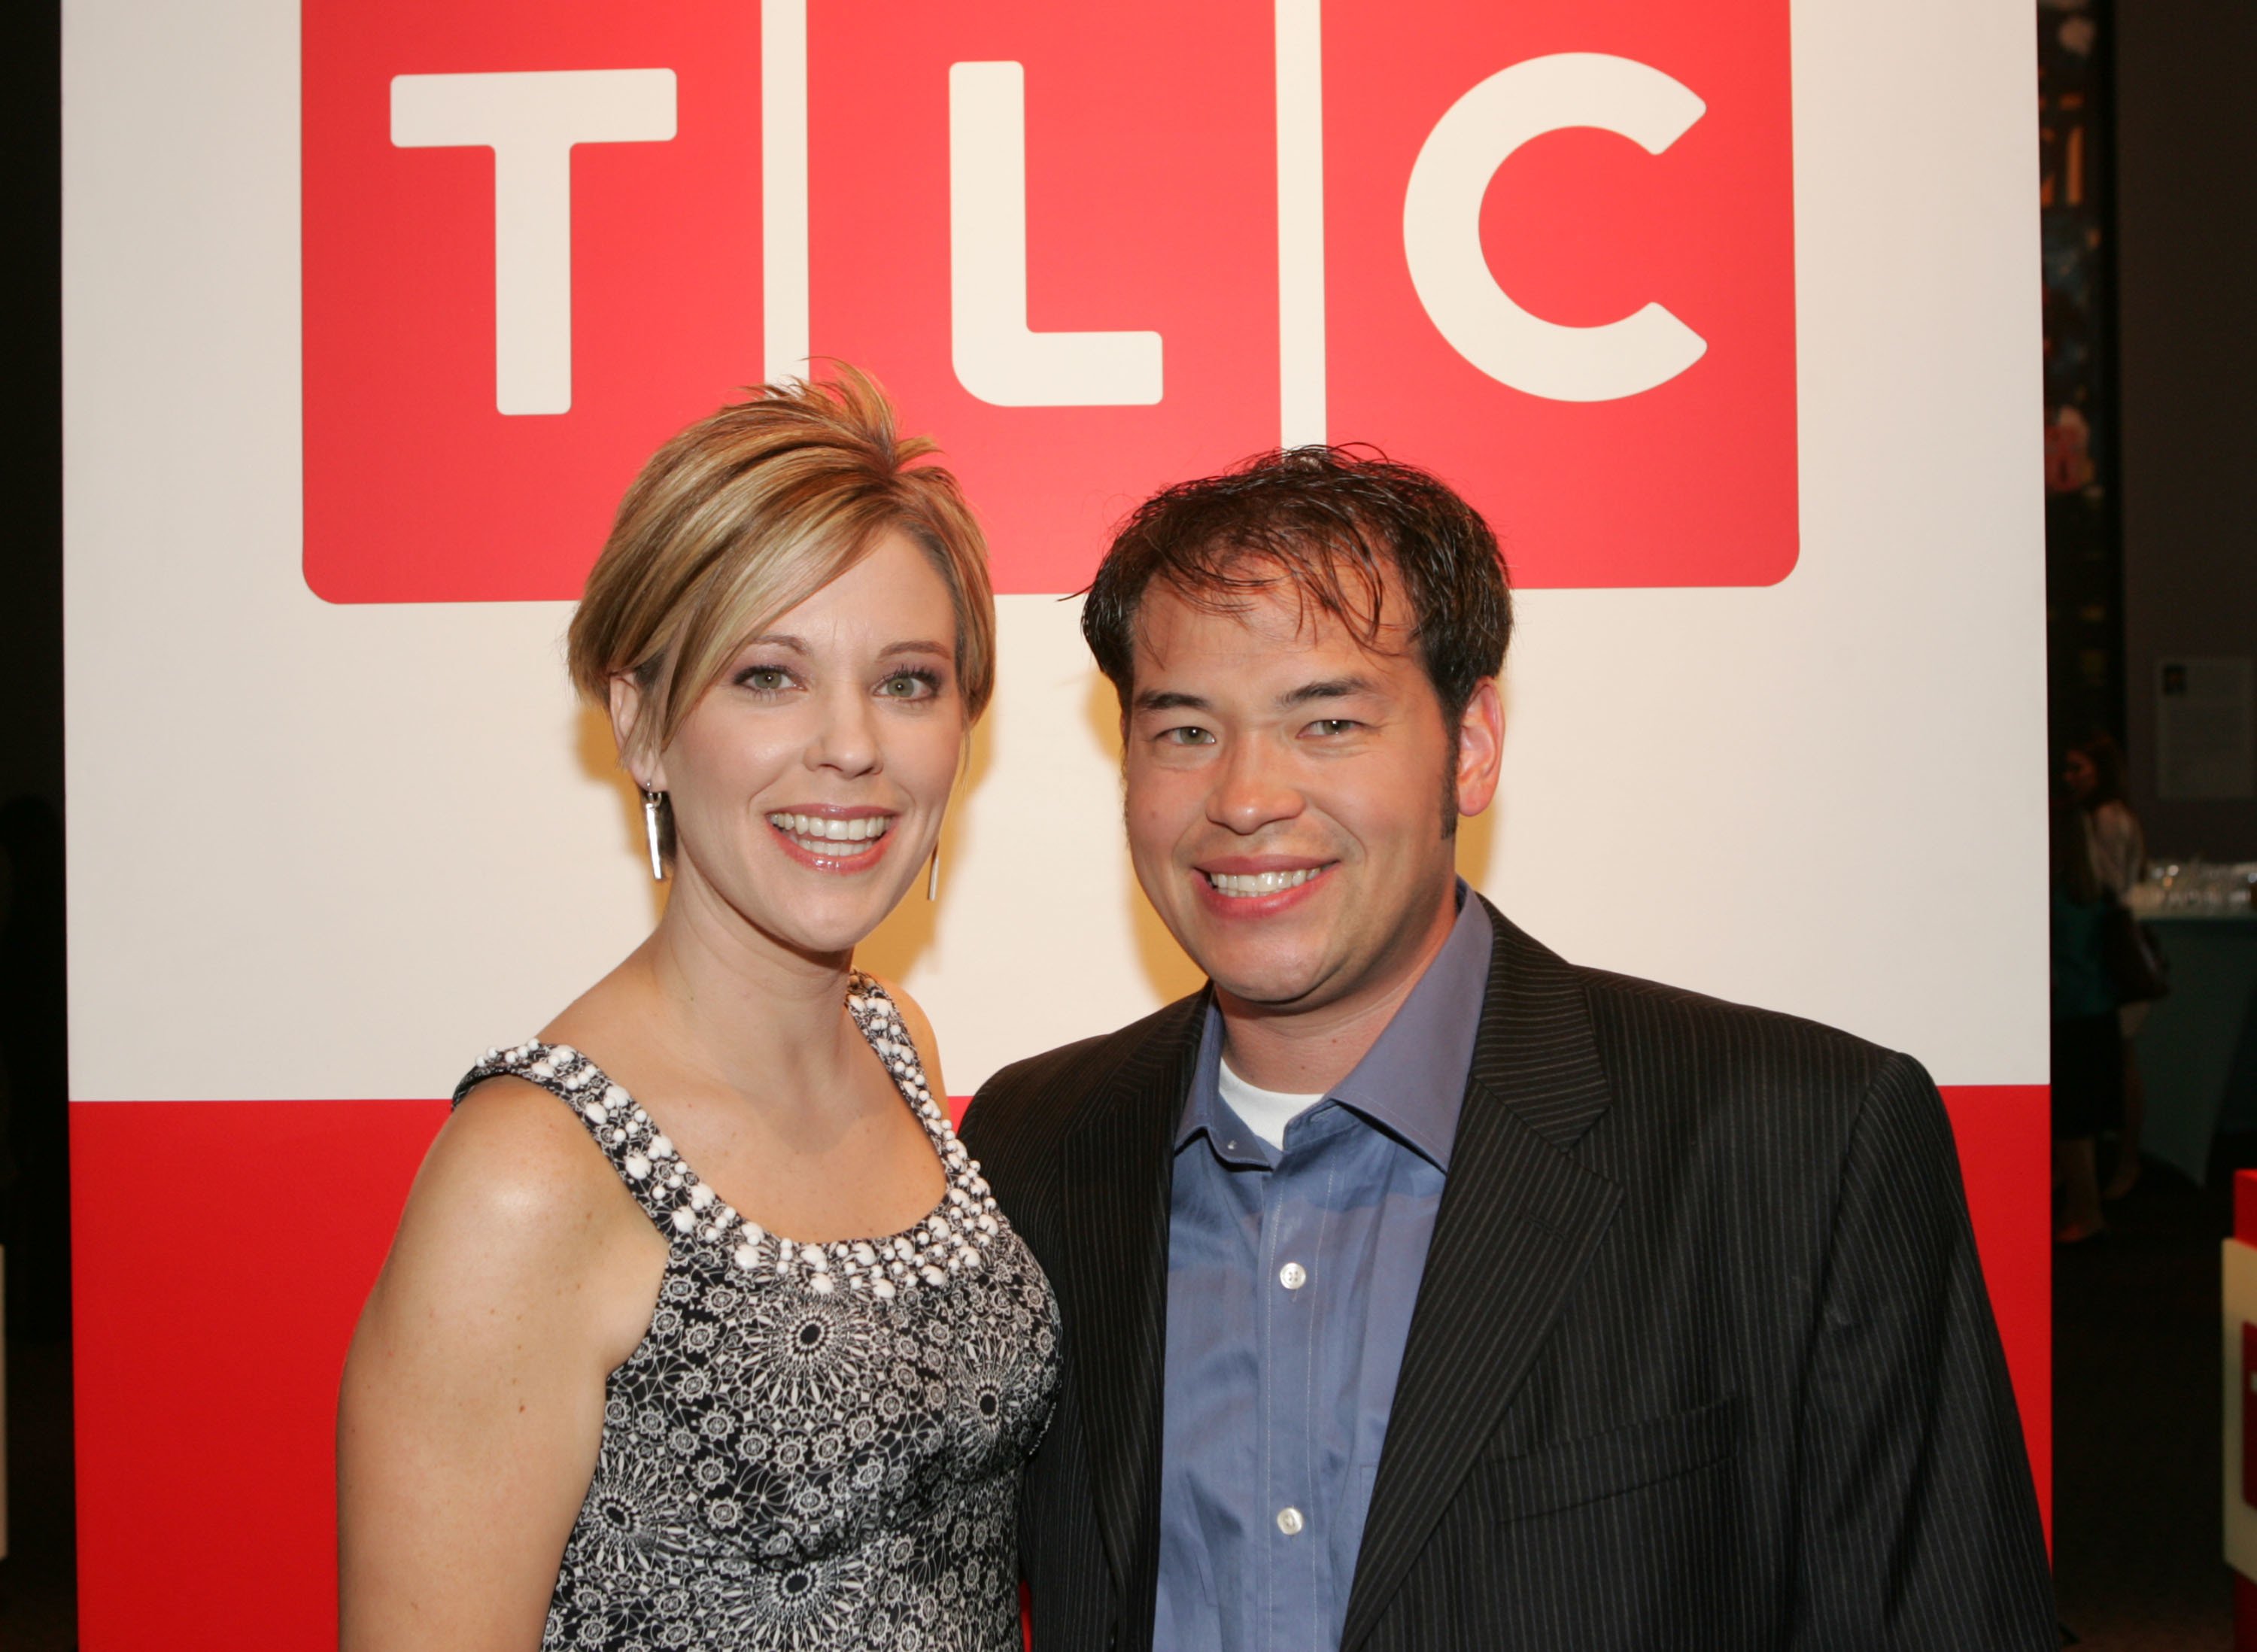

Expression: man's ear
xmin=608 ymin=674 xmax=667 ymax=791
xmin=1453 ymin=677 xmax=1505 ymax=818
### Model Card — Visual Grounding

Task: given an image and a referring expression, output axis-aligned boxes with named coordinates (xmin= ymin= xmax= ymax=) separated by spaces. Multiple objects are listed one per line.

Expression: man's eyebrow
xmin=1278 ymin=676 xmax=1379 ymax=709
xmin=1132 ymin=689 xmax=1211 ymax=714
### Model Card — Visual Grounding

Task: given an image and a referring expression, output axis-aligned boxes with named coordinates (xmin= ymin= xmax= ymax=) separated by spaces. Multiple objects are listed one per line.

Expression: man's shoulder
xmin=1481 ymin=895 xmax=1907 ymax=1100
xmin=1564 ymin=957 xmax=1922 ymax=1122
xmin=1543 ymin=958 xmax=1955 ymax=1237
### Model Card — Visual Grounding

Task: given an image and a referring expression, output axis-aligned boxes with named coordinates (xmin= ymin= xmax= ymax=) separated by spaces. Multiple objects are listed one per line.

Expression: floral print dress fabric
xmin=452 ymin=976 xmax=1059 ymax=1651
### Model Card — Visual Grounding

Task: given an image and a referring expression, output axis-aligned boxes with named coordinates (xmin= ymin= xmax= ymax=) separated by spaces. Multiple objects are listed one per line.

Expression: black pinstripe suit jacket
xmin=961 ymin=899 xmax=2054 ymax=1651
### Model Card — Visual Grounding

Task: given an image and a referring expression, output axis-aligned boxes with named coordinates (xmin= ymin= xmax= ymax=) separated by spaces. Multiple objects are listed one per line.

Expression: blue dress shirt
xmin=1155 ymin=885 xmax=1494 ymax=1652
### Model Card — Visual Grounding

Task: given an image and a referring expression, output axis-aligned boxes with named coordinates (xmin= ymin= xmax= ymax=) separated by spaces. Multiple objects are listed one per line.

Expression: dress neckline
xmin=463 ymin=971 xmax=1004 ymax=1300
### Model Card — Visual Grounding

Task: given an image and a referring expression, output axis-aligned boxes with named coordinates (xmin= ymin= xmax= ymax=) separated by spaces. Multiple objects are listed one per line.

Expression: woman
xmin=2065 ymin=730 xmax=2149 ymax=1198
xmin=2066 ymin=733 xmax=2144 ymax=897
xmin=339 ymin=373 xmax=1058 ymax=1650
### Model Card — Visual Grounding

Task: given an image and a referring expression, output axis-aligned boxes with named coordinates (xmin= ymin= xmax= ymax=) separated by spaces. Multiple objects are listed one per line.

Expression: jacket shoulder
xmin=1559 ymin=964 xmax=1962 ymax=1256
xmin=961 ymin=992 xmax=1205 ymax=1177
xmin=1571 ymin=963 xmax=1921 ymax=1122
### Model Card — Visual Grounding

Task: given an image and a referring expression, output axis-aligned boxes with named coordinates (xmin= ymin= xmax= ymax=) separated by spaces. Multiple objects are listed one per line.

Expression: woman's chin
xmin=676 ymin=843 xmax=928 ymax=959
xmin=742 ymin=880 xmax=919 ymax=959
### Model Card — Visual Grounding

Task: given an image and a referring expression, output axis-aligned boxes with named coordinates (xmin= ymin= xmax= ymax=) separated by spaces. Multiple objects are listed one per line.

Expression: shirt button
xmin=1276 ymin=1506 xmax=1305 ymax=1536
xmin=1278 ymin=1261 xmax=1308 ymax=1291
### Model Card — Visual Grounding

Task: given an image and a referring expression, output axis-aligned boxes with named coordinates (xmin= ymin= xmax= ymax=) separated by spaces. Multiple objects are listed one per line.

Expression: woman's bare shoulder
xmin=439 ymin=1075 xmax=623 ymax=1209
xmin=387 ymin=1078 xmax=650 ymax=1306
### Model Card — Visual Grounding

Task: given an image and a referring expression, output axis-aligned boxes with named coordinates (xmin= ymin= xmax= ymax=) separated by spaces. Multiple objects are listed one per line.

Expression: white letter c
xmin=1405 ymin=53 xmax=1707 ymax=403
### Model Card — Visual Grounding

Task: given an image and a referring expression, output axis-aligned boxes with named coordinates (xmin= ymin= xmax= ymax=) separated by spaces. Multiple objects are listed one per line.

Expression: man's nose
xmin=1207 ymin=740 xmax=1304 ymax=836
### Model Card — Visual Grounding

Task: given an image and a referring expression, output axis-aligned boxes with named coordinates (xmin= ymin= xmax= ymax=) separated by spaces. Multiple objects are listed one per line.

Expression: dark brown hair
xmin=2068 ymin=730 xmax=2130 ymax=810
xmin=1080 ymin=446 xmax=1512 ymax=724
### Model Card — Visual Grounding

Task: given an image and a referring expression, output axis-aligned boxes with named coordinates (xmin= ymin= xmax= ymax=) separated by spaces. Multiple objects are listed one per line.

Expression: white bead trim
xmin=466 ymin=973 xmax=998 ymax=1293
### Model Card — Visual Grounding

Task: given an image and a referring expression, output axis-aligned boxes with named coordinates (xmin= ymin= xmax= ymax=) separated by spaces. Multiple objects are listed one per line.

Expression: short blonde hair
xmin=567 ymin=369 xmax=997 ymax=767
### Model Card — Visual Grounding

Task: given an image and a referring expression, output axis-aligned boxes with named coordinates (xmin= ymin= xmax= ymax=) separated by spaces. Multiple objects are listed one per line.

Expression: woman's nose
xmin=807 ymin=688 xmax=882 ymax=776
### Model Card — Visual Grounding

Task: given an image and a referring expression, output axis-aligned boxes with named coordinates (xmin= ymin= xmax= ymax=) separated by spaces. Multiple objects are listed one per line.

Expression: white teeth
xmin=766 ymin=812 xmax=892 ymax=857
xmin=1207 ymin=867 xmax=1323 ymax=897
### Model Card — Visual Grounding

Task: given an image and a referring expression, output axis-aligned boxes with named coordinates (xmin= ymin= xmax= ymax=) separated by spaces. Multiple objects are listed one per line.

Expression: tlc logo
xmin=302 ymin=0 xmax=1794 ymax=602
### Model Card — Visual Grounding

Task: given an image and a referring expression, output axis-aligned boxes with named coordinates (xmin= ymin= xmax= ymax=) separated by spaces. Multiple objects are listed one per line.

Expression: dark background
xmin=2113 ymin=0 xmax=2257 ymax=861
xmin=2 ymin=0 xmax=68 ymax=1330
xmin=1 ymin=0 xmax=2253 ymax=1647
xmin=1 ymin=0 xmax=71 ymax=1638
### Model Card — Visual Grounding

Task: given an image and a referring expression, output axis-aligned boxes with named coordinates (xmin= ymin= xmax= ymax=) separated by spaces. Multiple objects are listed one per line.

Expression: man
xmin=961 ymin=449 xmax=2052 ymax=1651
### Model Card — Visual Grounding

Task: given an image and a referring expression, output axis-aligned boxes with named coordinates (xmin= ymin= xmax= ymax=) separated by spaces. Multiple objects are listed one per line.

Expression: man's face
xmin=1121 ymin=568 xmax=1500 ymax=1016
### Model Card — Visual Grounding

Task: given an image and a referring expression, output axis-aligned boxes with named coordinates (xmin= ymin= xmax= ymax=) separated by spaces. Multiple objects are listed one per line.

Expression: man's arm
xmin=1790 ymin=1052 xmax=2054 ymax=1649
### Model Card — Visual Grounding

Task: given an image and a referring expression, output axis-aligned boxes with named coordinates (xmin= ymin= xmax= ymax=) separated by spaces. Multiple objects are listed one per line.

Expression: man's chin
xmin=1201 ymin=956 xmax=1335 ymax=1014
xmin=1152 ymin=899 xmax=1344 ymax=1010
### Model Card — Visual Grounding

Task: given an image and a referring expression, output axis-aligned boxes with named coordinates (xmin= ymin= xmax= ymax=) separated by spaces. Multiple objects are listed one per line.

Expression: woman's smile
xmin=765 ymin=807 xmax=898 ymax=870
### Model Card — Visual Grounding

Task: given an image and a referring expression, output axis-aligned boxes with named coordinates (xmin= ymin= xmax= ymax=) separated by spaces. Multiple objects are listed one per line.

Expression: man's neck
xmin=1215 ymin=885 xmax=1462 ymax=1095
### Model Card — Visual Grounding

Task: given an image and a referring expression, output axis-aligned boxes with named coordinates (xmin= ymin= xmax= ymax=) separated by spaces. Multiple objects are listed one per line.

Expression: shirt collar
xmin=1176 ymin=880 xmax=1495 ymax=1171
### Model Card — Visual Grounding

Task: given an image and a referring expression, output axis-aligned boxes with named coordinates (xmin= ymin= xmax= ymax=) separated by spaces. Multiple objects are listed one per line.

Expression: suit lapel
xmin=1054 ymin=991 xmax=1207 ymax=1605
xmin=1339 ymin=905 xmax=1624 ymax=1652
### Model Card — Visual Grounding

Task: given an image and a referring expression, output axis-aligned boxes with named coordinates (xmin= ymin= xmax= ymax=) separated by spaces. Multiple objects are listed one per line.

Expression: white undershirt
xmin=1216 ymin=1056 xmax=1328 ymax=1152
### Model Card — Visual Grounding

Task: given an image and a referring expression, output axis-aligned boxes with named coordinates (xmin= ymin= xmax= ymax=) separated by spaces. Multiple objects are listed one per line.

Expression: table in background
xmin=2136 ymin=913 xmax=2257 ymax=1184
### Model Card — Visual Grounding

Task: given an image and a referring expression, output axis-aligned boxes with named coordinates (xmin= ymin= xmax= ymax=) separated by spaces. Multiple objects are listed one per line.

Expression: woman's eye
xmin=879 ymin=672 xmax=939 ymax=700
xmin=740 ymin=667 xmax=793 ymax=693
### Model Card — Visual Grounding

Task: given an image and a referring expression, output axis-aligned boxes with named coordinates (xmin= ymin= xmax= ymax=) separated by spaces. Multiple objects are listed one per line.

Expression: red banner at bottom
xmin=69 ymin=1086 xmax=2050 ymax=1648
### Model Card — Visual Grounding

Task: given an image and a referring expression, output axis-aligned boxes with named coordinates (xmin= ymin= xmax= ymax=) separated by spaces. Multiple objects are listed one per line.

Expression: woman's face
xmin=641 ymin=530 xmax=966 ymax=959
xmin=2064 ymin=749 xmax=2097 ymax=800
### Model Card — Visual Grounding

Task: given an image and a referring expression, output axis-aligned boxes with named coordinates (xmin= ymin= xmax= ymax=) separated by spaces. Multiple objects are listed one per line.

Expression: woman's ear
xmin=608 ymin=674 xmax=666 ymax=791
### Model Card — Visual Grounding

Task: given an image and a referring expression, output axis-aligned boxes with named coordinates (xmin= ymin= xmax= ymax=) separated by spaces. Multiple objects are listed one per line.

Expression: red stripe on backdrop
xmin=71 ymin=1099 xmax=448 ymax=1650
xmin=71 ymin=1087 xmax=2051 ymax=1647
xmin=1936 ymin=1085 xmax=2052 ymax=1544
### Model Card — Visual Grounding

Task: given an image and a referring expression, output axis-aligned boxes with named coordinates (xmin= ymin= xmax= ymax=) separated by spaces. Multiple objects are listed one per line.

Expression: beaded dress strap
xmin=453 ymin=1041 xmax=692 ymax=1237
xmin=451 ymin=974 xmax=1009 ymax=1298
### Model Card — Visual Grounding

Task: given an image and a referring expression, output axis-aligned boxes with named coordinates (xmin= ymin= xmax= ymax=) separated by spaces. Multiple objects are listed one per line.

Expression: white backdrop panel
xmin=65 ymin=0 xmax=2045 ymax=1101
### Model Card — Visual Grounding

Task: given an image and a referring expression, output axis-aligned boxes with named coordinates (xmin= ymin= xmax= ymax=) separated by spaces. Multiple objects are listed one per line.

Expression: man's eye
xmin=1305 ymin=718 xmax=1359 ymax=737
xmin=1162 ymin=726 xmax=1216 ymax=746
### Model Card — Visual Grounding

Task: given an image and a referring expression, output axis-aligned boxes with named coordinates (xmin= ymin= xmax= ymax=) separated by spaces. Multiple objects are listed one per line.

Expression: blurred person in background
xmin=2065 ymin=731 xmax=2147 ymax=1198
xmin=2051 ymin=789 xmax=2122 ymax=1242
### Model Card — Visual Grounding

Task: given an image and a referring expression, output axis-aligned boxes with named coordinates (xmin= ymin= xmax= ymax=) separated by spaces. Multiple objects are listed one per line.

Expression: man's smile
xmin=1192 ymin=855 xmax=1340 ymax=913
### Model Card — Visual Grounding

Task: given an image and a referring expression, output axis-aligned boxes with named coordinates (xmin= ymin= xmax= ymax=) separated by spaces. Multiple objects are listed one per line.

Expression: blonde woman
xmin=339 ymin=374 xmax=1057 ymax=1650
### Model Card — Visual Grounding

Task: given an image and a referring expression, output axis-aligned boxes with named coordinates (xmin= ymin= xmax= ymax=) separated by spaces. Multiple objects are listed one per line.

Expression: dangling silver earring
xmin=642 ymin=788 xmax=667 ymax=882
xmin=928 ymin=753 xmax=968 ymax=901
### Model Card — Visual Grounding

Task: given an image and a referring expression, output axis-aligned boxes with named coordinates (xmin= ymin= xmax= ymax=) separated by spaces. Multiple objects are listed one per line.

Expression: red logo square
xmin=302 ymin=1 xmax=774 ymax=604
xmin=806 ymin=0 xmax=1280 ymax=597
xmin=1321 ymin=0 xmax=1797 ymax=587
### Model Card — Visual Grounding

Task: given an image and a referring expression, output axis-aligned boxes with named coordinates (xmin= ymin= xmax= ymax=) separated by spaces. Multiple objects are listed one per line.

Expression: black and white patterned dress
xmin=454 ymin=975 xmax=1060 ymax=1652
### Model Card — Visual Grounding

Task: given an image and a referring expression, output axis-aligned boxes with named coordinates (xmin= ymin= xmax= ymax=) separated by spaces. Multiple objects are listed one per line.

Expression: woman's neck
xmin=626 ymin=870 xmax=864 ymax=1102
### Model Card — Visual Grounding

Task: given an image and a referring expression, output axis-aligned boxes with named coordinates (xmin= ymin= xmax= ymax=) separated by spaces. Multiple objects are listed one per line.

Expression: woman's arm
xmin=2088 ymin=802 xmax=2144 ymax=896
xmin=338 ymin=1079 xmax=666 ymax=1650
